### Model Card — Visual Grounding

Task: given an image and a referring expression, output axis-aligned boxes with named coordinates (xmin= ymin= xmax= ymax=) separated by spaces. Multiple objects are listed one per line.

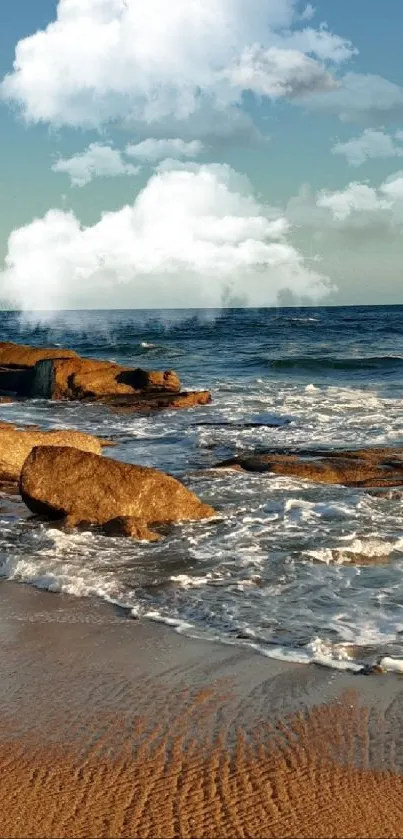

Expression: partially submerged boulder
xmin=31 ymin=356 xmax=181 ymax=400
xmin=103 ymin=390 xmax=212 ymax=413
xmin=215 ymin=447 xmax=403 ymax=488
xmin=20 ymin=446 xmax=216 ymax=537
xmin=0 ymin=341 xmax=212 ymax=412
xmin=0 ymin=422 xmax=106 ymax=482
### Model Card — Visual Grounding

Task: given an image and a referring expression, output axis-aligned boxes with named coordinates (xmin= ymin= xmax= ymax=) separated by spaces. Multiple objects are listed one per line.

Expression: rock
xmin=20 ymin=446 xmax=216 ymax=536
xmin=31 ymin=357 xmax=181 ymax=400
xmin=0 ymin=343 xmax=79 ymax=398
xmin=104 ymin=390 xmax=212 ymax=413
xmin=101 ymin=517 xmax=161 ymax=541
xmin=215 ymin=447 xmax=403 ymax=488
xmin=0 ymin=342 xmax=212 ymax=412
xmin=0 ymin=422 xmax=106 ymax=482
xmin=0 ymin=342 xmax=78 ymax=368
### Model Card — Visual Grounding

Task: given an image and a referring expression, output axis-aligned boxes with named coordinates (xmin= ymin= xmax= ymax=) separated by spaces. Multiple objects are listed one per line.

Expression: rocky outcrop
xmin=103 ymin=390 xmax=212 ymax=413
xmin=0 ymin=342 xmax=79 ymax=397
xmin=215 ymin=447 xmax=403 ymax=488
xmin=0 ymin=422 xmax=107 ymax=483
xmin=31 ymin=357 xmax=181 ymax=400
xmin=0 ymin=342 xmax=78 ymax=368
xmin=0 ymin=342 xmax=211 ymax=410
xmin=20 ymin=446 xmax=216 ymax=538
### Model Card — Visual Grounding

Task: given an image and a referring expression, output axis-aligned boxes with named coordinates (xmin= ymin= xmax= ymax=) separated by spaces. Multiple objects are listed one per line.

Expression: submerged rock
xmin=215 ymin=446 xmax=403 ymax=488
xmin=0 ymin=421 xmax=107 ymax=483
xmin=20 ymin=446 xmax=216 ymax=539
xmin=104 ymin=390 xmax=212 ymax=412
xmin=101 ymin=516 xmax=162 ymax=541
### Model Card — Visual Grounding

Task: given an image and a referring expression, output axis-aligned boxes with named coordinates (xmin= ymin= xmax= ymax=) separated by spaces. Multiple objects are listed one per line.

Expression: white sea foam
xmin=379 ymin=657 xmax=403 ymax=674
xmin=1 ymin=335 xmax=403 ymax=676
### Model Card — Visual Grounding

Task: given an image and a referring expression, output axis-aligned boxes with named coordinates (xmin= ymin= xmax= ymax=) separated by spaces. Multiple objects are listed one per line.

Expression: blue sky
xmin=1 ymin=0 xmax=403 ymax=309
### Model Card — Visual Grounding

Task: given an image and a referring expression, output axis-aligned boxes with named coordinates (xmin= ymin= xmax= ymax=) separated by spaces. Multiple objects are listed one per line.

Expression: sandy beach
xmin=0 ymin=581 xmax=401 ymax=838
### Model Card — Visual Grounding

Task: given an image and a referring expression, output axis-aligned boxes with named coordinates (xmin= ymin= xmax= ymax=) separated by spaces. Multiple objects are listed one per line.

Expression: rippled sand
xmin=1 ymin=582 xmax=403 ymax=838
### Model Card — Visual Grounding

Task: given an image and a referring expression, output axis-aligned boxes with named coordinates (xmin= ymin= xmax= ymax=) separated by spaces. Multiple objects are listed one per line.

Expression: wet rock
xmin=31 ymin=356 xmax=181 ymax=400
xmin=20 ymin=446 xmax=216 ymax=538
xmin=105 ymin=390 xmax=212 ymax=413
xmin=0 ymin=342 xmax=211 ymax=411
xmin=0 ymin=422 xmax=106 ymax=482
xmin=357 ymin=663 xmax=384 ymax=676
xmin=215 ymin=446 xmax=403 ymax=488
xmin=101 ymin=516 xmax=161 ymax=541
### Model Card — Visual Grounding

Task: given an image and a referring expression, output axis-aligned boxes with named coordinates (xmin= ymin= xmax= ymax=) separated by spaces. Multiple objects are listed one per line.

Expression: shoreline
xmin=1 ymin=581 xmax=403 ymax=837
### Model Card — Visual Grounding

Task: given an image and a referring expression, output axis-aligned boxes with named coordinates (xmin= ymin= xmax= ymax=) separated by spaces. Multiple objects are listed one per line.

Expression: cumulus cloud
xmin=284 ymin=181 xmax=403 ymax=305
xmin=125 ymin=138 xmax=204 ymax=162
xmin=332 ymin=129 xmax=403 ymax=167
xmin=0 ymin=0 xmax=353 ymax=131
xmin=317 ymin=183 xmax=391 ymax=221
xmin=273 ymin=25 xmax=356 ymax=64
xmin=222 ymin=45 xmax=337 ymax=99
xmin=0 ymin=164 xmax=332 ymax=311
xmin=315 ymin=172 xmax=403 ymax=223
xmin=52 ymin=142 xmax=141 ymax=186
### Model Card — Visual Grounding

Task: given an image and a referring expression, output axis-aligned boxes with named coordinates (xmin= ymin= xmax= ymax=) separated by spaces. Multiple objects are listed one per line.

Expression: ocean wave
xmin=251 ymin=355 xmax=403 ymax=374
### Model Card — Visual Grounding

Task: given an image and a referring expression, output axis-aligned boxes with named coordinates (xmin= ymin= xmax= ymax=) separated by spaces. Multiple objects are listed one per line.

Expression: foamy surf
xmin=1 ymin=307 xmax=403 ymax=677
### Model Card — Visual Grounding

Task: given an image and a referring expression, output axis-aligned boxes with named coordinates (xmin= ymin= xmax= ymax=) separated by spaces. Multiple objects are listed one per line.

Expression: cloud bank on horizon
xmin=0 ymin=0 xmax=402 ymax=309
xmin=2 ymin=165 xmax=333 ymax=310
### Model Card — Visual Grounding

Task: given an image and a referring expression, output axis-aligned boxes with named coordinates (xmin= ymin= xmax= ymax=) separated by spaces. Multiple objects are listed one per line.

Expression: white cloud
xmin=299 ymin=4 xmax=315 ymax=22
xmin=0 ymin=0 xmax=353 ymax=131
xmin=302 ymin=73 xmax=403 ymax=124
xmin=51 ymin=142 xmax=140 ymax=186
xmin=317 ymin=183 xmax=391 ymax=221
xmin=332 ymin=129 xmax=403 ymax=167
xmin=222 ymin=45 xmax=337 ymax=99
xmin=0 ymin=164 xmax=332 ymax=310
xmin=314 ymin=172 xmax=403 ymax=223
xmin=274 ymin=25 xmax=356 ymax=64
xmin=125 ymin=138 xmax=204 ymax=162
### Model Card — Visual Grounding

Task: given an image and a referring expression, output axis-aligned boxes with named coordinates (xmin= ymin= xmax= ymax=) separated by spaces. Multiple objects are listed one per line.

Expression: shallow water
xmin=2 ymin=306 xmax=403 ymax=672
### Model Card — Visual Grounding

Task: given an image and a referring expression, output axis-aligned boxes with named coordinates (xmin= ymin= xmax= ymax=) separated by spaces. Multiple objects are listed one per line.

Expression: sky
xmin=0 ymin=0 xmax=403 ymax=309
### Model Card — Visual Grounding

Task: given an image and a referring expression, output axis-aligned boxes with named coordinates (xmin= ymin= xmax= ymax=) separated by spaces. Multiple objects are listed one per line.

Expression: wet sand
xmin=1 ymin=582 xmax=403 ymax=838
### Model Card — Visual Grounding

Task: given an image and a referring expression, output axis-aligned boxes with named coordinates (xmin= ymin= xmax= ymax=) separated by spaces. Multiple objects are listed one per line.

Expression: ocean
xmin=2 ymin=305 xmax=403 ymax=673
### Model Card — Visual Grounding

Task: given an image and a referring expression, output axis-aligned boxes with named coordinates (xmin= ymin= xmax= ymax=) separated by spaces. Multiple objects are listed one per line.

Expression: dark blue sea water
xmin=2 ymin=305 xmax=403 ymax=672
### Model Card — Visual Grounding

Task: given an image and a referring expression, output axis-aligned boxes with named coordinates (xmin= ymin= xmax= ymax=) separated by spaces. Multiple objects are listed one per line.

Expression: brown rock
xmin=105 ymin=390 xmax=212 ymax=413
xmin=0 ymin=342 xmax=211 ymax=412
xmin=0 ymin=423 xmax=106 ymax=482
xmin=20 ymin=446 xmax=216 ymax=535
xmin=215 ymin=447 xmax=403 ymax=488
xmin=31 ymin=356 xmax=181 ymax=400
xmin=101 ymin=517 xmax=161 ymax=541
xmin=0 ymin=342 xmax=78 ymax=368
